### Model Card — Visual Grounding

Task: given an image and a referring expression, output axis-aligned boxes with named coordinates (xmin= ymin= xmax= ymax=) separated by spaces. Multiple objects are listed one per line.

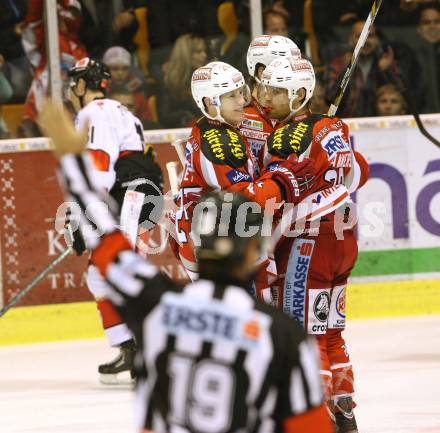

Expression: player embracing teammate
xmin=174 ymin=60 xmax=316 ymax=303
xmin=174 ymin=36 xmax=369 ymax=432
xmin=260 ymin=55 xmax=369 ymax=432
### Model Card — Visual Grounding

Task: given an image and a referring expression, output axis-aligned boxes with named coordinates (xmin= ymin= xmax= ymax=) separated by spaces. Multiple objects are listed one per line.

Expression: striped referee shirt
xmin=58 ymin=153 xmax=333 ymax=433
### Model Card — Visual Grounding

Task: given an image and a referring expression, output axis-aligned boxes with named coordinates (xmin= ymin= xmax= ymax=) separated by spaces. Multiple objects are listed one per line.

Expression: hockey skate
xmin=334 ymin=396 xmax=358 ymax=433
xmin=98 ymin=339 xmax=136 ymax=385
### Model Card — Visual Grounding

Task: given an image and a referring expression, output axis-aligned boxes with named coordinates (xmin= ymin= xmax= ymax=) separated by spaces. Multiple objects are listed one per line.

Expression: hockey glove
xmin=265 ymin=158 xmax=316 ymax=204
xmin=65 ymin=208 xmax=86 ymax=256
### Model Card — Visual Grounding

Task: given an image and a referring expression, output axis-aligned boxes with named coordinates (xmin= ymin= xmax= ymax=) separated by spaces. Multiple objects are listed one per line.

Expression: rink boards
xmin=1 ymin=116 xmax=440 ymax=344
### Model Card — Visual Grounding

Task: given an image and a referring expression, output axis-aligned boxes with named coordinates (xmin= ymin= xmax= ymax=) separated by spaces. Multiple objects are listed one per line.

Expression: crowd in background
xmin=0 ymin=0 xmax=439 ymax=138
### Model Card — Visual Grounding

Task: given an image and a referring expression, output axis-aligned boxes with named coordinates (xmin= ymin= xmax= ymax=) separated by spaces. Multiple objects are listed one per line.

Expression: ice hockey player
xmin=241 ymin=35 xmax=301 ymax=173
xmin=176 ymin=61 xmax=315 ymax=303
xmin=261 ymin=56 xmax=369 ymax=432
xmin=38 ymin=100 xmax=335 ymax=432
xmin=66 ymin=57 xmax=163 ymax=383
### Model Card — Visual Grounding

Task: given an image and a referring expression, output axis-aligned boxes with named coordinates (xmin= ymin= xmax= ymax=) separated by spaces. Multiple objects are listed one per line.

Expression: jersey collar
xmin=290 ymin=110 xmax=313 ymax=123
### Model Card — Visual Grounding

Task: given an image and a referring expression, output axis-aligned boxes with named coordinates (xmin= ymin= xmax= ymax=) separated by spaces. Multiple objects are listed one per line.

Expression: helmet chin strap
xmin=203 ymin=96 xmax=242 ymax=128
xmin=286 ymin=90 xmax=309 ymax=120
xmin=214 ymin=105 xmax=227 ymax=124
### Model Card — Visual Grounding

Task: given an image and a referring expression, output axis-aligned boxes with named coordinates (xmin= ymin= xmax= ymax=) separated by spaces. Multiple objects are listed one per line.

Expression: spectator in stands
xmin=417 ymin=1 xmax=440 ymax=44
xmin=109 ymin=86 xmax=136 ymax=114
xmin=264 ymin=9 xmax=289 ymax=37
xmin=145 ymin=0 xmax=221 ymax=50
xmin=0 ymin=55 xmax=14 ymax=104
xmin=406 ymin=2 xmax=440 ymax=113
xmin=338 ymin=0 xmax=429 ymax=26
xmin=262 ymin=7 xmax=306 ymax=52
xmin=102 ymin=46 xmax=157 ymax=127
xmin=375 ymin=83 xmax=408 ymax=116
xmin=0 ymin=0 xmax=32 ymax=102
xmin=206 ymin=1 xmax=249 ymax=72
xmin=157 ymin=34 xmax=207 ymax=128
xmin=77 ymin=0 xmax=139 ymax=58
xmin=109 ymin=85 xmax=159 ymax=129
xmin=326 ymin=20 xmax=423 ymax=117
xmin=145 ymin=0 xmax=221 ymax=80
xmin=19 ymin=0 xmax=87 ymax=137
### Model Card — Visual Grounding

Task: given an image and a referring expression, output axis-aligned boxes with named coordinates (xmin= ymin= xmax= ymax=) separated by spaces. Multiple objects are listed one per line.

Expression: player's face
xmin=68 ymin=78 xmax=86 ymax=113
xmin=376 ymin=91 xmax=405 ymax=116
xmin=109 ymin=64 xmax=129 ymax=85
xmin=263 ymin=85 xmax=291 ymax=119
xmin=220 ymin=87 xmax=247 ymax=126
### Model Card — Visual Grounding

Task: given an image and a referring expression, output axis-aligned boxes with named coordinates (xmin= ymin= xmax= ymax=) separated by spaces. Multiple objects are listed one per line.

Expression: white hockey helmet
xmin=246 ymin=35 xmax=301 ymax=81
xmin=191 ymin=61 xmax=247 ymax=123
xmin=261 ymin=57 xmax=316 ymax=115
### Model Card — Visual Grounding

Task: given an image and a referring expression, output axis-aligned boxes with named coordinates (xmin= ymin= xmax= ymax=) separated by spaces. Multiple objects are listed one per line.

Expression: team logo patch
xmin=313 ymin=292 xmax=330 ymax=322
xmin=250 ymin=35 xmax=271 ymax=47
xmin=321 ymin=131 xmax=351 ymax=159
xmin=248 ymin=139 xmax=264 ymax=160
xmin=241 ymin=129 xmax=266 ymax=140
xmin=288 ymin=58 xmax=313 ymax=72
xmin=308 ymin=288 xmax=331 ymax=334
xmin=283 ymin=239 xmax=315 ymax=325
xmin=336 ymin=289 xmax=346 ymax=318
xmin=242 ymin=119 xmax=264 ymax=131
xmin=226 ymin=169 xmax=252 ymax=184
xmin=232 ymin=73 xmax=243 ymax=84
xmin=193 ymin=67 xmax=212 ymax=81
xmin=328 ymin=285 xmax=346 ymax=329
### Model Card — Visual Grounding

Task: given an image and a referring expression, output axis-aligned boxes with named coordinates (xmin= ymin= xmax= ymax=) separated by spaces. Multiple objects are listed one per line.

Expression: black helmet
xmin=194 ymin=191 xmax=264 ymax=263
xmin=69 ymin=57 xmax=111 ymax=94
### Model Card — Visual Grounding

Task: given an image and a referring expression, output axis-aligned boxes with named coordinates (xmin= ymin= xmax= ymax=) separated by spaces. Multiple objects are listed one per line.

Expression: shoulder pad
xmin=268 ymin=116 xmax=316 ymax=158
xmin=199 ymin=121 xmax=247 ymax=169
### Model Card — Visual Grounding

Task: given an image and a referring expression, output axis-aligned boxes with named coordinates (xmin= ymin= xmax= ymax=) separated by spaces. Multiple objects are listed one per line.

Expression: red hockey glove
xmin=264 ymin=157 xmax=316 ymax=204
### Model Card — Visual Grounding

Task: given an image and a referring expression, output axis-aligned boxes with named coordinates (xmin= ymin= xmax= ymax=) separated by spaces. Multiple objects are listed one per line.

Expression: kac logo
xmin=313 ymin=292 xmax=330 ymax=322
xmin=226 ymin=170 xmax=252 ymax=184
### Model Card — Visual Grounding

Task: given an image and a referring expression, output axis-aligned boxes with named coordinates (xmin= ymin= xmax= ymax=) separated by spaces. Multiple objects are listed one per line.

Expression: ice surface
xmin=1 ymin=316 xmax=439 ymax=432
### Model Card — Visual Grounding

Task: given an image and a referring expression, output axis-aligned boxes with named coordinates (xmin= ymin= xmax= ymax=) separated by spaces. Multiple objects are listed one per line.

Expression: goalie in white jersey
xmin=67 ymin=57 xmax=163 ymax=383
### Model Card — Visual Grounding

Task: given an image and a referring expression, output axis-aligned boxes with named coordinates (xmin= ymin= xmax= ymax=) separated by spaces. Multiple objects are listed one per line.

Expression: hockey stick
xmin=166 ymin=161 xmax=180 ymax=196
xmin=408 ymin=103 xmax=440 ymax=149
xmin=171 ymin=139 xmax=186 ymax=167
xmin=0 ymin=246 xmax=72 ymax=317
xmin=328 ymin=0 xmax=384 ymax=116
xmin=392 ymin=73 xmax=440 ymax=149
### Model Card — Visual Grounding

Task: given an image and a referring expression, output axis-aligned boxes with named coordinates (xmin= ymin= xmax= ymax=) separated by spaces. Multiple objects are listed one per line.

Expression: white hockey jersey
xmin=75 ymin=98 xmax=145 ymax=190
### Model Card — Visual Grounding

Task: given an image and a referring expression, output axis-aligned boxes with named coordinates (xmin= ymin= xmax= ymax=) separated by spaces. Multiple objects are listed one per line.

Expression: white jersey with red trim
xmin=75 ymin=98 xmax=145 ymax=190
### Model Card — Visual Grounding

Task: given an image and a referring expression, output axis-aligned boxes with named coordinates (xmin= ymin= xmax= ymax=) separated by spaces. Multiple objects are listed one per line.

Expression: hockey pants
xmin=274 ymin=228 xmax=358 ymax=403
